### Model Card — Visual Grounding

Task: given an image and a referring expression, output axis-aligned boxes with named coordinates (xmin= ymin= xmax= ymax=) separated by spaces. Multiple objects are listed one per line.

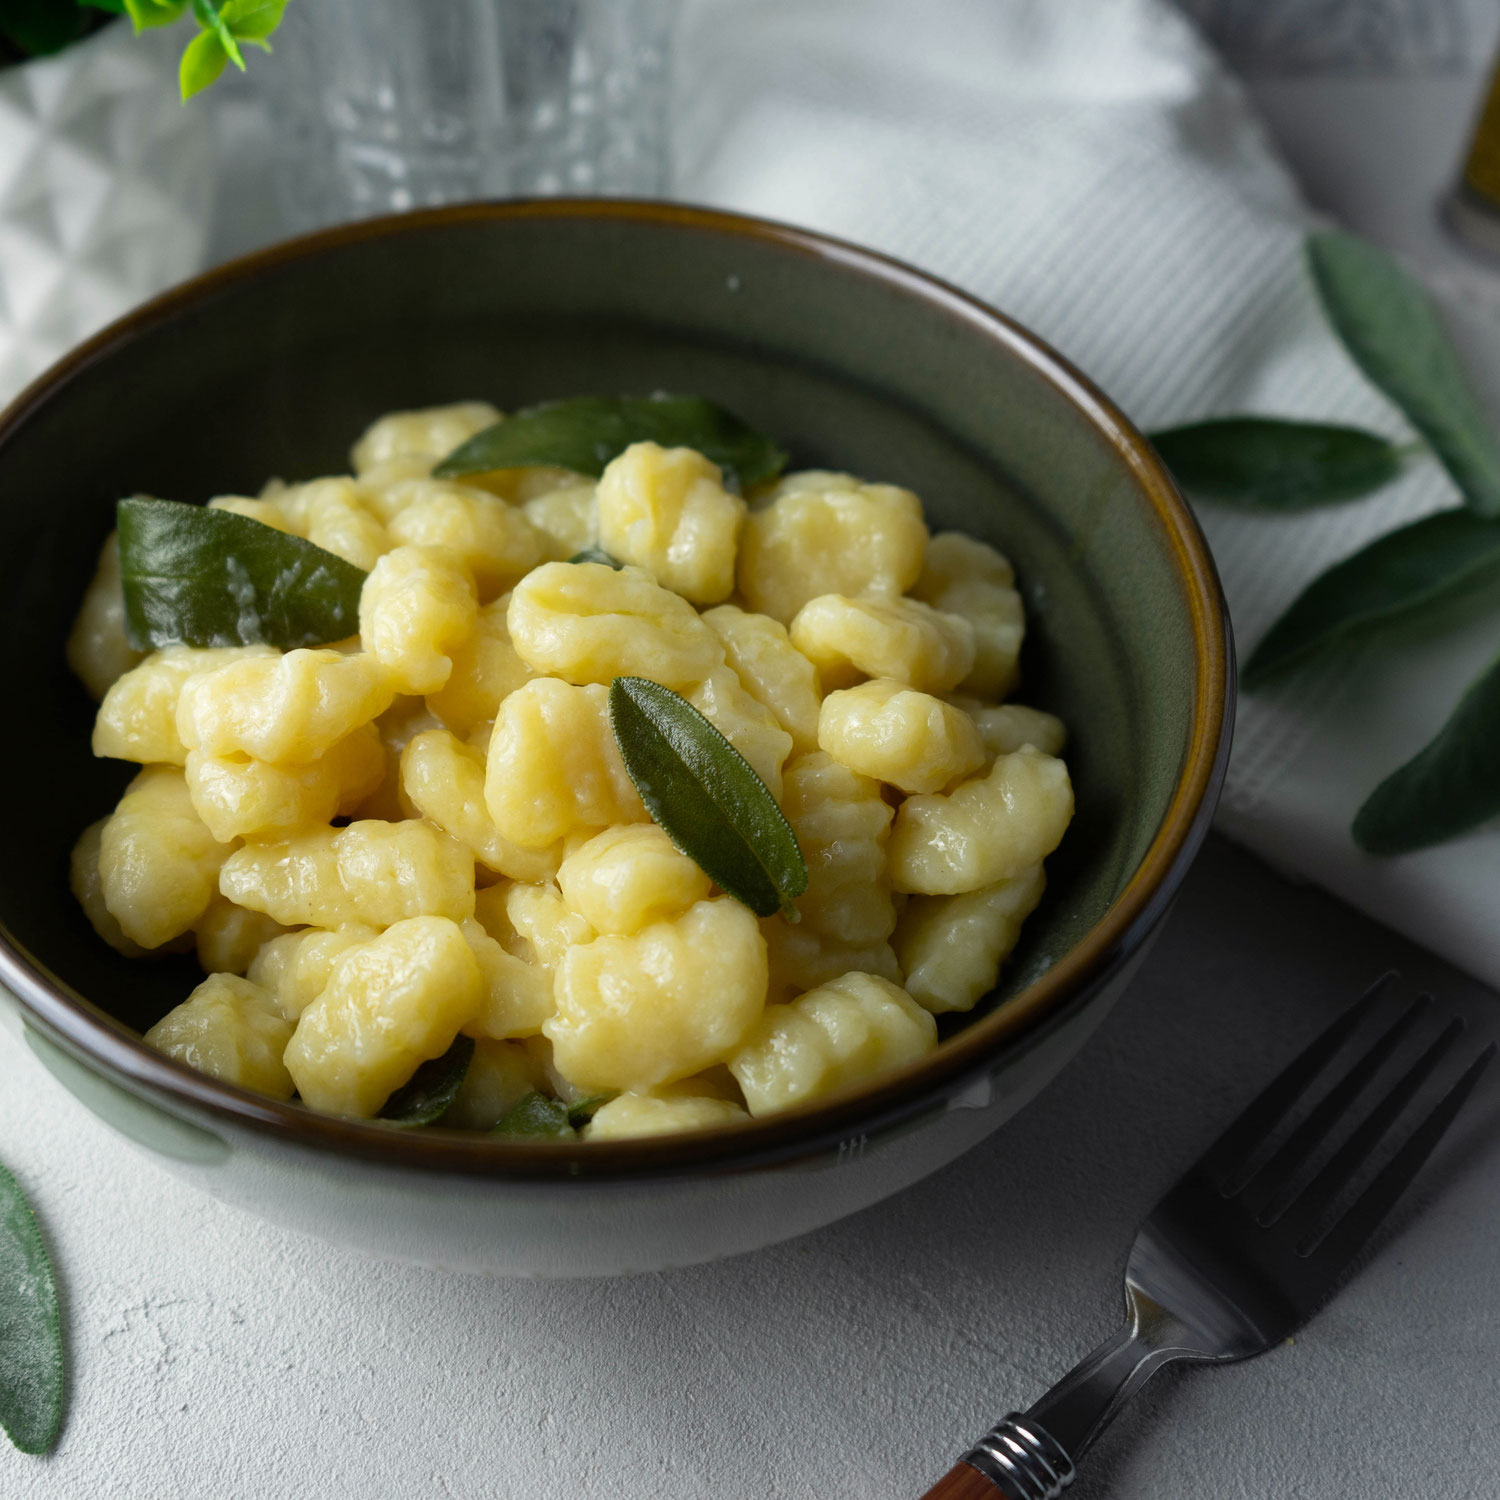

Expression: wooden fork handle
xmin=919 ymin=1460 xmax=1012 ymax=1498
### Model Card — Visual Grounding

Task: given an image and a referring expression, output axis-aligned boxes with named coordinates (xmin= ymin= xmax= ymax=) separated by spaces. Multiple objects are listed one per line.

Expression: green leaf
xmin=1354 ymin=651 xmax=1500 ymax=854
xmin=1241 ymin=509 xmax=1500 ymax=688
xmin=0 ymin=0 xmax=96 ymax=57
xmin=177 ymin=25 xmax=227 ymax=96
xmin=190 ymin=0 xmax=242 ymax=65
xmin=491 ymin=1093 xmax=576 ymax=1140
xmin=117 ymin=497 xmax=368 ymax=650
xmin=567 ymin=546 xmax=622 ymax=569
xmin=123 ymin=0 xmax=188 ymax=30
xmin=0 ymin=1160 xmax=63 ymax=1455
xmin=378 ymin=1036 xmax=474 ymax=1126
xmin=608 ymin=676 xmax=808 ymax=919
xmin=565 ymin=1095 xmax=612 ymax=1127
xmin=1150 ymin=418 xmax=1406 ymax=510
xmin=433 ymin=395 xmax=788 ymax=493
xmin=1308 ymin=231 xmax=1500 ymax=517
xmin=219 ymin=0 xmax=286 ymax=41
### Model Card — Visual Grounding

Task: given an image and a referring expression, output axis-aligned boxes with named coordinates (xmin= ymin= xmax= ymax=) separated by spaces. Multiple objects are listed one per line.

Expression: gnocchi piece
xmin=790 ymin=594 xmax=975 ymax=695
xmin=556 ymin=825 xmax=711 ymax=935
xmin=760 ymin=918 xmax=902 ymax=1007
xmin=702 ymin=604 xmax=822 ymax=753
xmin=424 ymin=594 xmax=534 ymax=737
xmin=177 ymin=648 xmax=394 ymax=765
xmin=507 ymin=561 xmax=723 ymax=690
xmin=737 ymin=479 xmax=928 ymax=623
xmin=93 ymin=646 xmax=279 ymax=768
xmin=274 ymin=477 xmax=389 ymax=570
xmin=349 ymin=697 xmax=447 ymax=823
xmin=66 ymin=533 xmax=145 ymax=700
xmin=443 ymin=1038 xmax=544 ymax=1129
xmin=595 ymin=442 xmax=745 ymax=604
xmin=358 ymin=545 xmax=479 ymax=694
xmin=477 ymin=880 xmax=595 ymax=978
xmin=522 ymin=481 xmax=598 ymax=560
xmin=70 ymin=820 xmax=154 ymax=959
xmin=889 ymin=746 xmax=1073 ymax=894
xmin=401 ymin=727 xmax=563 ymax=881
xmin=951 ymin=699 xmax=1068 ymax=760
xmin=248 ymin=923 xmax=380 ymax=1022
xmin=585 ymin=1093 xmax=748 ymax=1140
xmin=912 ymin=532 xmax=1026 ymax=700
xmin=895 ymin=866 xmax=1046 ymax=1013
xmin=184 ymin=722 xmax=385 ymax=843
xmin=99 ymin=766 xmax=232 ymax=950
xmin=145 ymin=973 xmax=295 ymax=1099
xmin=380 ymin=478 xmax=542 ymax=599
xmin=781 ymin=751 xmax=895 ymax=948
xmin=459 ymin=919 xmax=556 ymax=1039
xmin=483 ymin=678 xmax=645 ymax=849
xmin=545 ymin=897 xmax=767 ymax=1092
xmin=219 ymin=819 xmax=475 ymax=929
xmin=728 ymin=971 xmax=937 ymax=1115
xmin=350 ymin=401 xmax=501 ymax=476
xmin=193 ymin=896 xmax=291 ymax=978
xmin=285 ymin=915 xmax=483 ymax=1117
xmin=688 ymin=666 xmax=794 ymax=801
xmin=817 ymin=678 xmax=985 ymax=794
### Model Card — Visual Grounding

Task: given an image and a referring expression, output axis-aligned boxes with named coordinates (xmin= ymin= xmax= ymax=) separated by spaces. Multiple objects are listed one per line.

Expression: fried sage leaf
xmin=379 ymin=1036 xmax=474 ymax=1126
xmin=608 ymin=676 xmax=807 ymax=919
xmin=432 ymin=395 xmax=788 ymax=492
xmin=1308 ymin=231 xmax=1500 ymax=517
xmin=117 ymin=497 xmax=368 ymax=651
xmin=1241 ymin=509 xmax=1500 ymax=688
xmin=0 ymin=1160 xmax=63 ymax=1455
xmin=1354 ymin=651 xmax=1500 ymax=854
xmin=568 ymin=546 xmax=622 ymax=569
xmin=491 ymin=1093 xmax=574 ymax=1140
xmin=1150 ymin=417 xmax=1405 ymax=510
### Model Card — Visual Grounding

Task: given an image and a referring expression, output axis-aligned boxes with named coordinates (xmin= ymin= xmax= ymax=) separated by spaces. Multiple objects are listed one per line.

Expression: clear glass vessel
xmin=260 ymin=0 xmax=677 ymax=230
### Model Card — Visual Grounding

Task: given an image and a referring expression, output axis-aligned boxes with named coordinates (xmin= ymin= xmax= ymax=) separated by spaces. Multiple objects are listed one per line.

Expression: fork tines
xmin=1202 ymin=972 xmax=1495 ymax=1263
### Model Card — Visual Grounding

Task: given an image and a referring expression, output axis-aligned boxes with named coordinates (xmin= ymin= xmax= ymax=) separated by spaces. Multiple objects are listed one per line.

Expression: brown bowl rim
xmin=0 ymin=198 xmax=1233 ymax=1181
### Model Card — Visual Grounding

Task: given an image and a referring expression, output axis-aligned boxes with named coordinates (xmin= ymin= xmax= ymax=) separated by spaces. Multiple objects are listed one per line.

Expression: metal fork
xmin=920 ymin=975 xmax=1496 ymax=1500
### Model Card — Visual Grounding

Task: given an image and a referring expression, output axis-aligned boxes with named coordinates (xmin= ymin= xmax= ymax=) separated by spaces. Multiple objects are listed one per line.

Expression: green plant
xmin=1150 ymin=230 xmax=1500 ymax=856
xmin=0 ymin=0 xmax=291 ymax=98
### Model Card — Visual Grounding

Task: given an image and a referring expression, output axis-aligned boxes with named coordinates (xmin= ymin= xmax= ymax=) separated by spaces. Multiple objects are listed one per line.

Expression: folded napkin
xmin=674 ymin=0 xmax=1500 ymax=990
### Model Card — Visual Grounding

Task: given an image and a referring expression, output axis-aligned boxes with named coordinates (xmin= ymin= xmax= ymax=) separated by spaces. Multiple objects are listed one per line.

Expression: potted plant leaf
xmin=0 ymin=0 xmax=291 ymax=400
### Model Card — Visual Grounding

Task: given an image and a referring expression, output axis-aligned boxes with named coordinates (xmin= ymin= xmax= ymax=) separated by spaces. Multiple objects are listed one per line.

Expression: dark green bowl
xmin=0 ymin=202 xmax=1231 ymax=1274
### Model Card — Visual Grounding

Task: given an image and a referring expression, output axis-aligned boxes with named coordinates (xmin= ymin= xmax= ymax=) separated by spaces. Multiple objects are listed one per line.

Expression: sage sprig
xmin=1149 ymin=418 xmax=1406 ymax=510
xmin=1308 ymin=230 xmax=1500 ymax=517
xmin=117 ymin=497 xmax=367 ymax=651
xmin=433 ymin=395 xmax=788 ymax=493
xmin=608 ymin=676 xmax=808 ymax=919
xmin=491 ymin=1093 xmax=609 ymax=1140
xmin=1240 ymin=510 xmax=1500 ymax=688
xmin=0 ymin=1161 xmax=63 ymax=1456
xmin=379 ymin=1036 xmax=474 ymax=1126
xmin=1352 ymin=651 xmax=1500 ymax=855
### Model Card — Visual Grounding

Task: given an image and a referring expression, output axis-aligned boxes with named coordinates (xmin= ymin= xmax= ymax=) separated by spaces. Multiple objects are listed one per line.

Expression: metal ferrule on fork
xmin=961 ymin=1415 xmax=1075 ymax=1500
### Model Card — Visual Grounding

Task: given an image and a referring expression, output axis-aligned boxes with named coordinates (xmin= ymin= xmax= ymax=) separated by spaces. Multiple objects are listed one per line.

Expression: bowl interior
xmin=0 ymin=205 xmax=1212 ymax=1055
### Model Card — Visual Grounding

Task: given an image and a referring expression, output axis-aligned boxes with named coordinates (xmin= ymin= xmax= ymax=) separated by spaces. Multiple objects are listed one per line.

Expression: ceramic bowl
xmin=0 ymin=201 xmax=1231 ymax=1276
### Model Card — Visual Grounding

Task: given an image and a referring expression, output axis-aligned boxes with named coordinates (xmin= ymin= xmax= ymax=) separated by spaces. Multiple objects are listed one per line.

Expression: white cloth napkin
xmin=674 ymin=0 xmax=1500 ymax=991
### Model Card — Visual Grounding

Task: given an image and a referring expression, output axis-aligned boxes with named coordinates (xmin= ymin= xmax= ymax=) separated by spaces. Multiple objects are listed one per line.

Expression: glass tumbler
xmin=259 ymin=0 xmax=677 ymax=231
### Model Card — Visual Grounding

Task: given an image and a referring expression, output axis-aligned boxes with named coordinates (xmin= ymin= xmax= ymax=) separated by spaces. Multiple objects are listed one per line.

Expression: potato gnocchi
xmin=70 ymin=402 xmax=1073 ymax=1141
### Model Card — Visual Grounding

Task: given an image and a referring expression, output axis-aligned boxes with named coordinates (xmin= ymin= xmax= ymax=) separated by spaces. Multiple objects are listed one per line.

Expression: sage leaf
xmin=378 ymin=1036 xmax=474 ymax=1126
xmin=491 ymin=1093 xmax=575 ymax=1140
xmin=568 ymin=546 xmax=622 ymax=569
xmin=433 ymin=395 xmax=788 ymax=492
xmin=0 ymin=1161 xmax=63 ymax=1455
xmin=1308 ymin=231 xmax=1500 ymax=516
xmin=1150 ymin=418 xmax=1405 ymax=510
xmin=117 ymin=497 xmax=368 ymax=651
xmin=1241 ymin=509 xmax=1500 ymax=688
xmin=608 ymin=676 xmax=808 ymax=919
xmin=1354 ymin=651 xmax=1500 ymax=854
xmin=566 ymin=1095 xmax=611 ymax=1127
